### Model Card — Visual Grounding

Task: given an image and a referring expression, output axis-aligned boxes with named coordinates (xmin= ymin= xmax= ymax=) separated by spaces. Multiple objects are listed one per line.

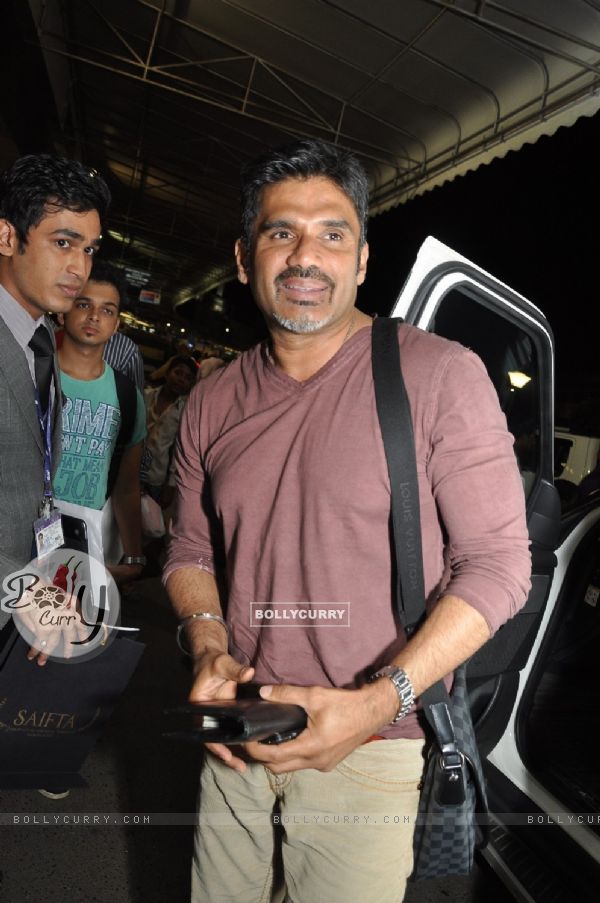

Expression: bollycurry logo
xmin=250 ymin=602 xmax=351 ymax=627
xmin=0 ymin=549 xmax=120 ymax=662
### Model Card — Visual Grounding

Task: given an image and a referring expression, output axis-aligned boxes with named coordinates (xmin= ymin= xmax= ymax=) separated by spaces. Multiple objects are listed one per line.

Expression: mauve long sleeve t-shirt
xmin=165 ymin=322 xmax=531 ymax=739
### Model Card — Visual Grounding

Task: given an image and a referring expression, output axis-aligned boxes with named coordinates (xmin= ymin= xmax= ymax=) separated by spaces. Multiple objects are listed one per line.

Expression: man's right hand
xmin=189 ymin=649 xmax=255 ymax=772
xmin=164 ymin=568 xmax=250 ymax=768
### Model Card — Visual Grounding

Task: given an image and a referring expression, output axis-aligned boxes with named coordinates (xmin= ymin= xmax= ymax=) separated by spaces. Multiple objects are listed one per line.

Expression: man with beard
xmin=54 ymin=260 xmax=146 ymax=586
xmin=165 ymin=139 xmax=531 ymax=902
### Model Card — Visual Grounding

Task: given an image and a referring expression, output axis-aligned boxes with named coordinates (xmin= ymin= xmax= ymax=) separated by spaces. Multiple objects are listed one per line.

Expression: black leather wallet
xmin=164 ymin=699 xmax=307 ymax=745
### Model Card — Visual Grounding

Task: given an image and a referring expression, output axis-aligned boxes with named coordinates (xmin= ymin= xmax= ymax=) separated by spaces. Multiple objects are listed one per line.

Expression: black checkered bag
xmin=371 ymin=318 xmax=490 ymax=882
xmin=410 ymin=665 xmax=489 ymax=881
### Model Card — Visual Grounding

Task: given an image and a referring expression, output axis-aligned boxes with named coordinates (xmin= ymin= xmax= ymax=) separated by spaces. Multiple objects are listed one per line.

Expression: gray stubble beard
xmin=270 ymin=311 xmax=336 ymax=334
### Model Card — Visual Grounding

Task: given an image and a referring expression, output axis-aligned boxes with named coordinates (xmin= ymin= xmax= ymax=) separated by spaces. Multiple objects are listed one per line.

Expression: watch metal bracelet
xmin=368 ymin=665 xmax=415 ymax=723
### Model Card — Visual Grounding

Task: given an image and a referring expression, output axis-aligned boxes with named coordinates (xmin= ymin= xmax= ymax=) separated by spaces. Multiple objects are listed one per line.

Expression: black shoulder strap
xmin=371 ymin=316 xmax=451 ymax=711
xmin=371 ymin=316 xmax=426 ymax=636
xmin=106 ymin=368 xmax=138 ymax=499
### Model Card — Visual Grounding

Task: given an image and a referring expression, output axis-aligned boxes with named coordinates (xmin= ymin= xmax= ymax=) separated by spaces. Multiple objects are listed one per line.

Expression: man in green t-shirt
xmin=54 ymin=261 xmax=146 ymax=584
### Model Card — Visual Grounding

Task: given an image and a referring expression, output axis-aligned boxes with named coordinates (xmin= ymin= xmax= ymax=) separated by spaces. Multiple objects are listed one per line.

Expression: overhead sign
xmin=124 ymin=266 xmax=151 ymax=288
xmin=139 ymin=289 xmax=161 ymax=305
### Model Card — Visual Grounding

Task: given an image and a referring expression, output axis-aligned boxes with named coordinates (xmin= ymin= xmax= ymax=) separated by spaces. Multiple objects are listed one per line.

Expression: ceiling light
xmin=508 ymin=371 xmax=532 ymax=389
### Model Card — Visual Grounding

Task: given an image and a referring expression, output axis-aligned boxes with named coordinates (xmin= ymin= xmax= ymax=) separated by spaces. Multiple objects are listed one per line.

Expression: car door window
xmin=427 ymin=288 xmax=540 ymax=501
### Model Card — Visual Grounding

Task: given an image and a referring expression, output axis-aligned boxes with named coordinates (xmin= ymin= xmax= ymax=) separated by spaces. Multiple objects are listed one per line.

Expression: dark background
xmin=361 ymin=109 xmax=599 ymax=412
xmin=220 ymin=107 xmax=599 ymax=419
xmin=2 ymin=0 xmax=598 ymax=414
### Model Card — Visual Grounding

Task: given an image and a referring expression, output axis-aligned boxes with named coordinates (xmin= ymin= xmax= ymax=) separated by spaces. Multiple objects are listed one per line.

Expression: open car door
xmin=391 ymin=237 xmax=600 ymax=900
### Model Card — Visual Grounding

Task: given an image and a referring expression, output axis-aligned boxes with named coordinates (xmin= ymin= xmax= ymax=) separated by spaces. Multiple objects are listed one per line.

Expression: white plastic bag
xmin=56 ymin=499 xmax=105 ymax=564
xmin=54 ymin=499 xmax=112 ymax=613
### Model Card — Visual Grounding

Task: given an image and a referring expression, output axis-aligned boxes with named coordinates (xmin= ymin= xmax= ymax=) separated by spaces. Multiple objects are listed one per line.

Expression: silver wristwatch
xmin=369 ymin=666 xmax=415 ymax=723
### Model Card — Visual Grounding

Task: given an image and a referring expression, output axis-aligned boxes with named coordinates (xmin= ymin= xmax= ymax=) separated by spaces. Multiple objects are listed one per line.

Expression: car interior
xmin=427 ymin=284 xmax=600 ymax=839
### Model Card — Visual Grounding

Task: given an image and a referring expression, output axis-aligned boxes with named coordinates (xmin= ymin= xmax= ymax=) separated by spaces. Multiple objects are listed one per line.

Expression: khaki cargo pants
xmin=191 ymin=739 xmax=425 ymax=903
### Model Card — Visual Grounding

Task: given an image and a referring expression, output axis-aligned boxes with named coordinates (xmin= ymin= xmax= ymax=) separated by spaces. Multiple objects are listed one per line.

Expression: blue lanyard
xmin=33 ymin=388 xmax=54 ymax=503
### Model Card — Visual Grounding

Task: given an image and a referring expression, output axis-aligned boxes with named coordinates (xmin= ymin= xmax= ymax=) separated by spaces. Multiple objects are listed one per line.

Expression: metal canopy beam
xmin=20 ymin=0 xmax=600 ymax=310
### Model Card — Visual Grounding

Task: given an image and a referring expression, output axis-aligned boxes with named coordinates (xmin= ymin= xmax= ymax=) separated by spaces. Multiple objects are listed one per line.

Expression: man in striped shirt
xmin=103 ymin=328 xmax=145 ymax=391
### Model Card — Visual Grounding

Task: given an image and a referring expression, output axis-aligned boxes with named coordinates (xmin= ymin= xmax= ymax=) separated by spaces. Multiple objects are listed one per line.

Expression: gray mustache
xmin=275 ymin=266 xmax=335 ymax=289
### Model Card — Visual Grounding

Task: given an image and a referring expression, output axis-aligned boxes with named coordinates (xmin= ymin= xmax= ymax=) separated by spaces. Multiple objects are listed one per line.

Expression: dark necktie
xmin=28 ymin=325 xmax=54 ymax=416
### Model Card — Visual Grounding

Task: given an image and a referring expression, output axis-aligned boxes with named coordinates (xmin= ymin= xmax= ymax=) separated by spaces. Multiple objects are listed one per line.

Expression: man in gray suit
xmin=0 ymin=154 xmax=111 ymax=663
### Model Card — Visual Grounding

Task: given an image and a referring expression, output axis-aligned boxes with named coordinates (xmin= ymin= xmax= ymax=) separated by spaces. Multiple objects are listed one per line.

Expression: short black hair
xmin=86 ymin=260 xmax=129 ymax=309
xmin=240 ymin=138 xmax=369 ymax=249
xmin=0 ymin=153 xmax=111 ymax=246
xmin=167 ymin=355 xmax=198 ymax=378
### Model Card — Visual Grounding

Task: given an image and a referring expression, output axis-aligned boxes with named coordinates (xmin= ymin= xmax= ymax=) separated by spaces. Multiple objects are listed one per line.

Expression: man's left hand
xmin=244 ymin=681 xmax=397 ymax=773
xmin=17 ymin=599 xmax=90 ymax=666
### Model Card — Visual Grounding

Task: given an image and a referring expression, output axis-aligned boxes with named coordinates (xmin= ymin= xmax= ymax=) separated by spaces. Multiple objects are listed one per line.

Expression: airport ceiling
xmin=6 ymin=0 xmax=600 ymax=310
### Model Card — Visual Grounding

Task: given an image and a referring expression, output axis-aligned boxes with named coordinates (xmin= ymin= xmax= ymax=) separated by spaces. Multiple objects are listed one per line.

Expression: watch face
xmin=376 ymin=665 xmax=398 ymax=678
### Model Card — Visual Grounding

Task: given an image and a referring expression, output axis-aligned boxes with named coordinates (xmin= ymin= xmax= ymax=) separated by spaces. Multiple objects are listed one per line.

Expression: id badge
xmin=34 ymin=510 xmax=64 ymax=559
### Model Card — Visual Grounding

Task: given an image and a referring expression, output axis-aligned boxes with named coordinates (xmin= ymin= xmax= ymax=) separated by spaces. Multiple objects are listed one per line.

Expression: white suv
xmin=555 ymin=428 xmax=600 ymax=484
xmin=393 ymin=237 xmax=600 ymax=901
